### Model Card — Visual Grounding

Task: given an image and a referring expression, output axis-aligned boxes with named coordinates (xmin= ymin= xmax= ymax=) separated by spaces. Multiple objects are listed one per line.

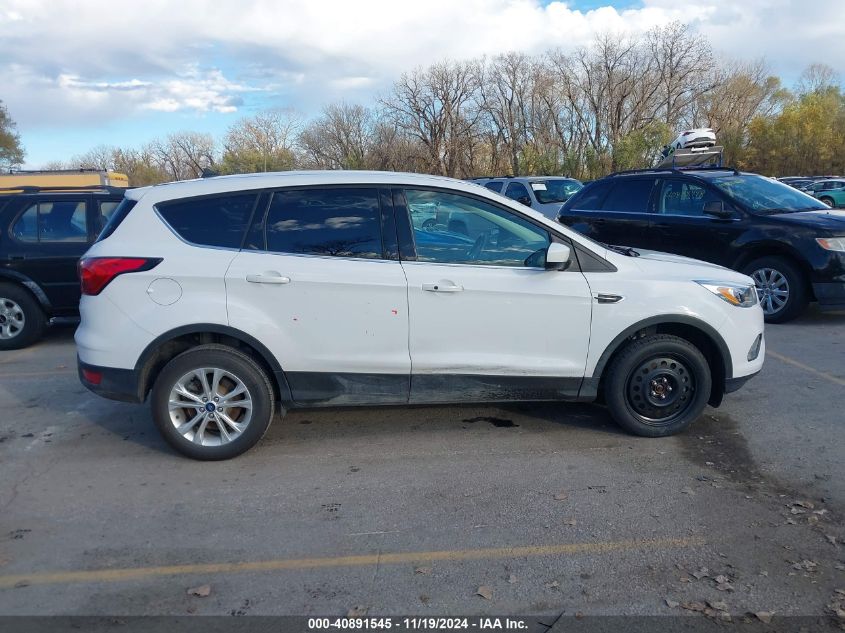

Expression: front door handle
xmin=246 ymin=272 xmax=290 ymax=285
xmin=422 ymin=282 xmax=463 ymax=293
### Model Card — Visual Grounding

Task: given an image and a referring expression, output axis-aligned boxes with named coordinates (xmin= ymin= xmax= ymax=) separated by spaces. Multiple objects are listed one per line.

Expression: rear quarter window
xmin=156 ymin=193 xmax=259 ymax=249
xmin=564 ymin=181 xmax=612 ymax=210
xmin=96 ymin=198 xmax=137 ymax=242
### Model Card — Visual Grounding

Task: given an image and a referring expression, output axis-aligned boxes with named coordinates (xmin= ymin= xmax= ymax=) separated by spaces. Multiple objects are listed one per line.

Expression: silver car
xmin=471 ymin=176 xmax=583 ymax=219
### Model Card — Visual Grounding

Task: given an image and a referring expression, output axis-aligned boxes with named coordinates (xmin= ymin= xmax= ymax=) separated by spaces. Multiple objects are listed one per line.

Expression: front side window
xmin=265 ymin=188 xmax=383 ymax=259
xmin=603 ymin=179 xmax=655 ymax=213
xmin=12 ymin=200 xmax=88 ymax=242
xmin=404 ymin=189 xmax=550 ymax=267
xmin=484 ymin=181 xmax=503 ymax=193
xmin=157 ymin=194 xmax=257 ymax=248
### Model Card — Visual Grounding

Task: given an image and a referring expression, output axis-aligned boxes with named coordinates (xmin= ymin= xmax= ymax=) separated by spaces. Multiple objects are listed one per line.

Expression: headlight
xmin=695 ymin=281 xmax=758 ymax=307
xmin=816 ymin=237 xmax=845 ymax=252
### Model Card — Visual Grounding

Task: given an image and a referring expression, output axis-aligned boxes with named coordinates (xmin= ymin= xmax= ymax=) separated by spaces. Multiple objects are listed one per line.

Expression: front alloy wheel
xmin=751 ymin=267 xmax=789 ymax=317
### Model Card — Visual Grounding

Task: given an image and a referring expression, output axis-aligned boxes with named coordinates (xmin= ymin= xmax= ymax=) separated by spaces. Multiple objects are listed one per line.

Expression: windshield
xmin=530 ymin=179 xmax=583 ymax=204
xmin=710 ymin=174 xmax=828 ymax=213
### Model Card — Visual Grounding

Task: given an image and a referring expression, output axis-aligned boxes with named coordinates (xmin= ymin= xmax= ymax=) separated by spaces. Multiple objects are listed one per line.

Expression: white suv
xmin=76 ymin=171 xmax=764 ymax=460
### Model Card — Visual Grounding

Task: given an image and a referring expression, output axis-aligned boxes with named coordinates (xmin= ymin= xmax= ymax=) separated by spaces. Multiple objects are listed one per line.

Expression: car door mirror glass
xmin=545 ymin=242 xmax=571 ymax=270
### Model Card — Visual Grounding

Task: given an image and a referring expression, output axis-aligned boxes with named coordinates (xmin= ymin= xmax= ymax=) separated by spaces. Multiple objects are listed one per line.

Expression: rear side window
xmin=265 ymin=188 xmax=383 ymax=259
xmin=97 ymin=198 xmax=136 ymax=242
xmin=566 ymin=181 xmax=612 ymax=210
xmin=602 ymin=179 xmax=655 ymax=212
xmin=484 ymin=181 xmax=503 ymax=193
xmin=157 ymin=194 xmax=258 ymax=248
xmin=12 ymin=200 xmax=88 ymax=242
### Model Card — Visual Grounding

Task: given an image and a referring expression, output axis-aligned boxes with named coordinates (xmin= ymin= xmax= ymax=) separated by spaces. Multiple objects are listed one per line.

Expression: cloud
xmin=1 ymin=0 xmax=843 ymax=137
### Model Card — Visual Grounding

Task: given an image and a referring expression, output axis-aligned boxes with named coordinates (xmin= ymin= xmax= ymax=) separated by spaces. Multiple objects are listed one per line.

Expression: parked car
xmin=77 ymin=171 xmax=764 ymax=460
xmin=0 ymin=185 xmax=126 ymax=349
xmin=778 ymin=177 xmax=815 ymax=191
xmin=557 ymin=168 xmax=845 ymax=323
xmin=470 ymin=176 xmax=583 ymax=219
xmin=804 ymin=179 xmax=845 ymax=208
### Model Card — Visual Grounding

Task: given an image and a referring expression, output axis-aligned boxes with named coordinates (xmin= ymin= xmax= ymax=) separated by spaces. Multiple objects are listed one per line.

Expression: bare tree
xmin=148 ymin=132 xmax=216 ymax=180
xmin=382 ymin=59 xmax=483 ymax=177
xmin=796 ymin=63 xmax=840 ymax=95
xmin=299 ymin=103 xmax=375 ymax=170
xmin=221 ymin=109 xmax=300 ymax=174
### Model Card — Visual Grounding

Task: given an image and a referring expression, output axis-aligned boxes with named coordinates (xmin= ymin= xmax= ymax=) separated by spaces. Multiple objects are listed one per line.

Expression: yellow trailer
xmin=0 ymin=169 xmax=129 ymax=192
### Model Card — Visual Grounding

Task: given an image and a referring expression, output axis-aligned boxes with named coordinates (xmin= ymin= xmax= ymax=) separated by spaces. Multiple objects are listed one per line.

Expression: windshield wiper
xmin=605 ymin=244 xmax=640 ymax=257
xmin=759 ymin=207 xmax=826 ymax=215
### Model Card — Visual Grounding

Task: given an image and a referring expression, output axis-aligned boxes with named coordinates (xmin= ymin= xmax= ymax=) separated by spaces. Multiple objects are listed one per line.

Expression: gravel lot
xmin=0 ymin=309 xmax=843 ymax=625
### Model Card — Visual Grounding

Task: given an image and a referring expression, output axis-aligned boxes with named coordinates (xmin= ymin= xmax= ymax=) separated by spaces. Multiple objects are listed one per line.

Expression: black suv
xmin=557 ymin=168 xmax=845 ymax=323
xmin=0 ymin=186 xmax=126 ymax=349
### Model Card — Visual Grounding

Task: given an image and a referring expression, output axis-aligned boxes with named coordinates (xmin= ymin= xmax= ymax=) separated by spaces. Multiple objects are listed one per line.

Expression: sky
xmin=1 ymin=0 xmax=843 ymax=168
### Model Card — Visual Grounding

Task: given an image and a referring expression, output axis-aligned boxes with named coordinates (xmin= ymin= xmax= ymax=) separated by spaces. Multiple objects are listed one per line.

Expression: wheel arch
xmin=0 ymin=270 xmax=52 ymax=313
xmin=133 ymin=323 xmax=292 ymax=404
xmin=581 ymin=315 xmax=732 ymax=407
xmin=732 ymin=243 xmax=815 ymax=301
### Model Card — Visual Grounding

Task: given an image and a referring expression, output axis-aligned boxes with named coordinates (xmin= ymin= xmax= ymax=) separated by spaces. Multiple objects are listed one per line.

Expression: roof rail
xmin=0 ymin=185 xmax=130 ymax=194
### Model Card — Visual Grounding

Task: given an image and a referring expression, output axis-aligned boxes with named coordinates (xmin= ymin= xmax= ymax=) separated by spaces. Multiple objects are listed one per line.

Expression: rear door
xmin=4 ymin=194 xmax=93 ymax=312
xmin=559 ymin=178 xmax=657 ymax=249
xmin=225 ymin=186 xmax=411 ymax=406
xmin=650 ymin=178 xmax=745 ymax=266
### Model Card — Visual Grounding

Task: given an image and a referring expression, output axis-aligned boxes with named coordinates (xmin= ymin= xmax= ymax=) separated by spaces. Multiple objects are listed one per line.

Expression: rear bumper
xmin=813 ymin=282 xmax=845 ymax=310
xmin=78 ymin=357 xmax=142 ymax=403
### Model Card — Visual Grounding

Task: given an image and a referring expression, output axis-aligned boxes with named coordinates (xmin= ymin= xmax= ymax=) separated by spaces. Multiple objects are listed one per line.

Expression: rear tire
xmin=150 ymin=345 xmax=275 ymax=460
xmin=0 ymin=283 xmax=46 ymax=351
xmin=604 ymin=334 xmax=711 ymax=438
xmin=743 ymin=256 xmax=808 ymax=323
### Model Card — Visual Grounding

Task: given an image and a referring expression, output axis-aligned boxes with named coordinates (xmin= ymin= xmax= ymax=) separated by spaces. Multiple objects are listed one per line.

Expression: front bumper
xmin=78 ymin=357 xmax=143 ymax=403
xmin=813 ymin=282 xmax=845 ymax=310
xmin=724 ymin=370 xmax=760 ymax=394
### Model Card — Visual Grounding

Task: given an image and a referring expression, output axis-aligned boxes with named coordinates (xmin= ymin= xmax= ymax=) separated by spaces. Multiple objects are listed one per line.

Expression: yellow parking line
xmin=0 ymin=536 xmax=704 ymax=589
xmin=767 ymin=350 xmax=845 ymax=387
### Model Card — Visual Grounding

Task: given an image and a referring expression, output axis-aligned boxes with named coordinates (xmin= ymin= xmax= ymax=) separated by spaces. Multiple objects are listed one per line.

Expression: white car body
xmin=75 ymin=171 xmax=764 ymax=458
xmin=666 ymin=128 xmax=717 ymax=153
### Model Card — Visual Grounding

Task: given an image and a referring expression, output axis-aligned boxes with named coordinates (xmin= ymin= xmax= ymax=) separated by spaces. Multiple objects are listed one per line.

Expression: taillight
xmin=78 ymin=257 xmax=162 ymax=296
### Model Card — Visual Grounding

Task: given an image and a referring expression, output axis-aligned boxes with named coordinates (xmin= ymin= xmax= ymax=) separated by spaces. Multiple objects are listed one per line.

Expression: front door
xmin=397 ymin=188 xmax=593 ymax=403
xmin=650 ymin=179 xmax=745 ymax=266
xmin=226 ymin=186 xmax=411 ymax=405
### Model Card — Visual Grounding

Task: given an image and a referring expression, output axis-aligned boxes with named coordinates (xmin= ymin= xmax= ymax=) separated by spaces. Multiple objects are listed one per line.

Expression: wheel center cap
xmin=204 ymin=402 xmax=216 ymax=412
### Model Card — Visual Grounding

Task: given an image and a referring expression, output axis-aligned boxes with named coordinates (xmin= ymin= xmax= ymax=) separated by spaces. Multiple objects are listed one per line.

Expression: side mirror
xmin=703 ymin=200 xmax=734 ymax=219
xmin=545 ymin=242 xmax=571 ymax=270
xmin=516 ymin=195 xmax=532 ymax=207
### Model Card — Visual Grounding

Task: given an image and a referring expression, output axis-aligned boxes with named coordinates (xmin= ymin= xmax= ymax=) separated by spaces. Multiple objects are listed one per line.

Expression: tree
xmin=147 ymin=132 xmax=216 ymax=181
xmin=382 ymin=60 xmax=483 ymax=177
xmin=299 ymin=103 xmax=375 ymax=170
xmin=219 ymin=109 xmax=300 ymax=174
xmin=0 ymin=100 xmax=25 ymax=170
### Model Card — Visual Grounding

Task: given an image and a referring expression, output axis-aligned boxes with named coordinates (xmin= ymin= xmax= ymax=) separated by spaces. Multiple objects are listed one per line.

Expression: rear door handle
xmin=422 ymin=283 xmax=463 ymax=293
xmin=246 ymin=272 xmax=290 ymax=285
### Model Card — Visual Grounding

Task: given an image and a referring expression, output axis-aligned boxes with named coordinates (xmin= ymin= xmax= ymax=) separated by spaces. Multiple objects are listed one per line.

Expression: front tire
xmin=820 ymin=196 xmax=835 ymax=208
xmin=604 ymin=334 xmax=711 ymax=438
xmin=150 ymin=345 xmax=275 ymax=460
xmin=743 ymin=256 xmax=808 ymax=323
xmin=0 ymin=283 xmax=46 ymax=351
